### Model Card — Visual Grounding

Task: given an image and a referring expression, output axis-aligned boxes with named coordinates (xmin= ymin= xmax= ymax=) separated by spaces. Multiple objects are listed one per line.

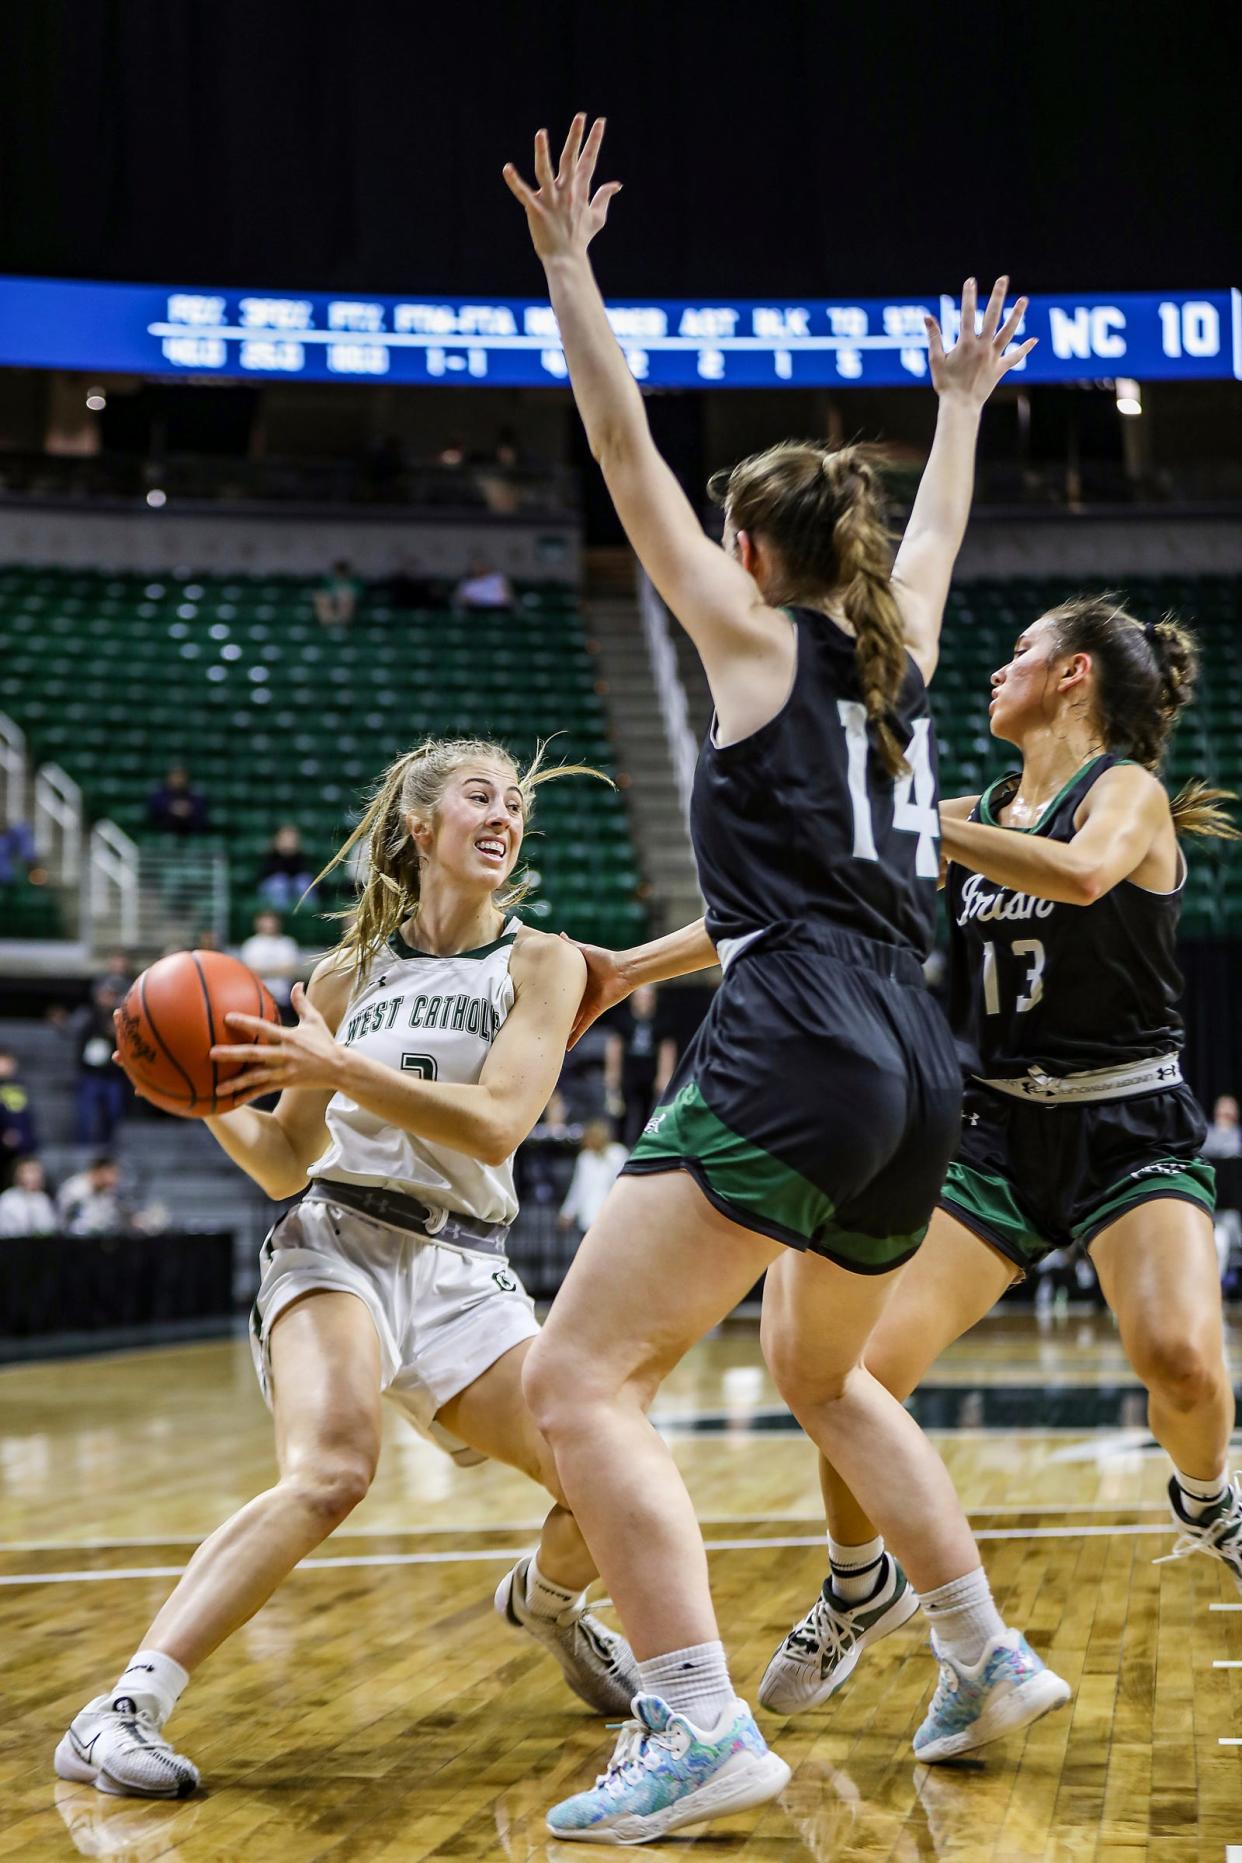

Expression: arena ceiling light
xmin=1115 ymin=377 xmax=1143 ymax=416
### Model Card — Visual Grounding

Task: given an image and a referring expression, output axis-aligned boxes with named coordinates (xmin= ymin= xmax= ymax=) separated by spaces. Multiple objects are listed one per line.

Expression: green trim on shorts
xmin=941 ymin=1154 xmax=1218 ymax=1268
xmin=1074 ymin=1156 xmax=1216 ymax=1244
xmin=626 ymin=1079 xmax=925 ymax=1272
xmin=940 ymin=1160 xmax=1046 ymax=1268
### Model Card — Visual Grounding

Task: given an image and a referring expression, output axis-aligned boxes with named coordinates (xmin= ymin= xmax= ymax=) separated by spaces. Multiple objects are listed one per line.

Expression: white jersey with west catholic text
xmin=307 ymin=918 xmax=522 ymax=1225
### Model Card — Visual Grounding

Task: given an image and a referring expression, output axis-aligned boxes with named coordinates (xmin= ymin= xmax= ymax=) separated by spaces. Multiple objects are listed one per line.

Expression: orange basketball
xmin=115 ymin=950 xmax=281 ymax=1117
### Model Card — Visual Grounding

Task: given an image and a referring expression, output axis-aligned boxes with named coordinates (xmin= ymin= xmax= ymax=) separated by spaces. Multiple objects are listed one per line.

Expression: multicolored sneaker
xmin=545 ymin=1693 xmax=790 ymax=1844
xmin=53 ymin=1694 xmax=199 ymax=1797
xmin=758 ymin=1555 xmax=920 ymax=1714
xmin=1155 ymin=1473 xmax=1242 ymax=1592
xmin=912 ymin=1631 xmax=1071 ymax=1763
xmin=494 ymin=1558 xmax=641 ymax=1716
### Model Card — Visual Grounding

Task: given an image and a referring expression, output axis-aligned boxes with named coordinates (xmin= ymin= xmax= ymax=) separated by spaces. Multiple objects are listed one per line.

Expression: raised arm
xmin=504 ymin=117 xmax=784 ymax=700
xmin=892 ymin=278 xmax=1037 ymax=682
xmin=939 ymin=765 xmax=1168 ymax=905
xmin=211 ymin=932 xmax=587 ymax=1168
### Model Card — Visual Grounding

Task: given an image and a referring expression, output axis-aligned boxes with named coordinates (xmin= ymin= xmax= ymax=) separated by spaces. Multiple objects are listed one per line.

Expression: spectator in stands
xmin=147 ymin=765 xmax=209 ymax=837
xmin=604 ymin=984 xmax=678 ymax=1150
xmin=558 ymin=1119 xmax=628 ymax=1237
xmin=58 ymin=1155 xmax=128 ymax=1236
xmin=97 ymin=950 xmax=133 ymax=996
xmin=70 ymin=981 xmax=128 ymax=1145
xmin=453 ymin=556 xmax=514 ymax=611
xmin=1203 ymin=1094 xmax=1242 ymax=1160
xmin=0 ymin=1047 xmax=39 ymax=1166
xmin=0 ymin=1157 xmax=57 ymax=1236
xmin=313 ymin=559 xmax=360 ymax=627
xmin=257 ymin=824 xmax=316 ymax=909
xmin=240 ymin=909 xmax=302 ymax=1012
xmin=0 ymin=806 xmax=36 ymax=885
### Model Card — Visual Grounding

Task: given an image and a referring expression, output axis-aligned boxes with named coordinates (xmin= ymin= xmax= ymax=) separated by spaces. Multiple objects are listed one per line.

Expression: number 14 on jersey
xmin=837 ymin=700 xmax=939 ymax=879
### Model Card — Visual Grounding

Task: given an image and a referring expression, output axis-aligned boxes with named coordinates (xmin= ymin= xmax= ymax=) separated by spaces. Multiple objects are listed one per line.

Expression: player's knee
xmin=523 ymin=1335 xmax=621 ymax=1443
xmin=764 ymin=1333 xmax=852 ymax=1410
xmin=1133 ymin=1330 xmax=1220 ymax=1412
xmin=521 ymin=1335 xmax=572 ymax=1439
xmin=286 ymin=1449 xmax=376 ymax=1525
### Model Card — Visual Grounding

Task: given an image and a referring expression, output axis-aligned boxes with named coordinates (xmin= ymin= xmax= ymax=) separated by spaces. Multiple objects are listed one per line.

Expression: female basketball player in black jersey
xmin=588 ymin=598 xmax=1240 ymax=1724
xmin=504 ymin=115 xmax=1066 ymax=1843
xmin=754 ymin=597 xmax=1242 ymax=1713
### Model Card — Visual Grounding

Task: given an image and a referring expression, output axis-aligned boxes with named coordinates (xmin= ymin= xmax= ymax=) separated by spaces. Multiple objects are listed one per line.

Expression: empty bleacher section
xmin=0 ymin=566 xmax=647 ymax=952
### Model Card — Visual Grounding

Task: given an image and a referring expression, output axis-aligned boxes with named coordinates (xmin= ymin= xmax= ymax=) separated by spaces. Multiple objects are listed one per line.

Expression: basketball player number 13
xmin=837 ymin=701 xmax=939 ymax=879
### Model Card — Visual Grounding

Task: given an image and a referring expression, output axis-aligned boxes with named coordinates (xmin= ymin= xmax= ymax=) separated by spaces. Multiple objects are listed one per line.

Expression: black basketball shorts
xmin=940 ymin=1078 xmax=1216 ymax=1272
xmin=622 ymin=922 xmax=961 ymax=1274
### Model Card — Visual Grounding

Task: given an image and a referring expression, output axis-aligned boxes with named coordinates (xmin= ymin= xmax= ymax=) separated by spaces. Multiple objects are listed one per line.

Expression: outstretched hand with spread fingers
xmin=208 ymin=981 xmax=344 ymax=1104
xmin=925 ymin=277 xmax=1037 ymax=406
xmin=503 ymin=113 xmax=622 ymax=264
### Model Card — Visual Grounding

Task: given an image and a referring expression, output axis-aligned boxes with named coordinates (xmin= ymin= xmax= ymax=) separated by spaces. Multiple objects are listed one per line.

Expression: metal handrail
xmin=88 ymin=820 xmax=140 ymax=947
xmin=33 ymin=763 xmax=82 ymax=886
xmin=638 ymin=569 xmax=697 ymax=827
xmin=0 ymin=713 xmax=26 ymax=822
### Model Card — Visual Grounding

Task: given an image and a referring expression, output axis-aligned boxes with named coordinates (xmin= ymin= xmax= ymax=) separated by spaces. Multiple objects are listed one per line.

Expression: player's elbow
xmin=475 ymin=1112 xmax=519 ymax=1168
xmin=261 ymin=1163 xmax=311 ymax=1201
xmin=1071 ymin=861 xmax=1111 ymax=906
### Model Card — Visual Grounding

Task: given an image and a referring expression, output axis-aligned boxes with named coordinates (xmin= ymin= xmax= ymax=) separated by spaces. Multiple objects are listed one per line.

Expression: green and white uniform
xmin=250 ymin=918 xmax=539 ymax=1461
xmin=941 ymin=755 xmax=1214 ymax=1269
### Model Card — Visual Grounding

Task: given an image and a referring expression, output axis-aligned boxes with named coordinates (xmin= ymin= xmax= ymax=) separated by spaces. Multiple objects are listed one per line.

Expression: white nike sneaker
xmin=759 ymin=1555 xmax=921 ymax=1714
xmin=54 ymin=1695 xmax=199 ymax=1798
xmin=494 ymin=1558 xmax=641 ymax=1715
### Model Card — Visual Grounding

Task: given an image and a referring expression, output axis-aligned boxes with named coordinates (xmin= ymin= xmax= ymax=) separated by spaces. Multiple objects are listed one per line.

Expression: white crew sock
xmin=920 ymin=1569 xmax=1005 ymax=1669
xmin=1173 ymin=1463 xmax=1229 ymax=1521
xmin=637 ymin=1640 xmax=735 ymax=1729
xmin=112 ymin=1649 xmax=189 ymax=1727
xmin=827 ymin=1533 xmax=887 ymax=1607
xmin=523 ymin=1553 xmax=585 ymax=1622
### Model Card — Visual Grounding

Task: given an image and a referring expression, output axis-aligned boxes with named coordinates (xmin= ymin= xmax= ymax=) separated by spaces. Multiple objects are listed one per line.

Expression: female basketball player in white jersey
xmin=56 ymin=736 xmax=640 ymax=1798
xmin=504 ymin=115 xmax=1066 ymax=1845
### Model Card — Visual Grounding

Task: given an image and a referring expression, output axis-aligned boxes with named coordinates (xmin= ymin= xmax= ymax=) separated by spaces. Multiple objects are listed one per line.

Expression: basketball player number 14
xmin=837 ymin=701 xmax=939 ymax=878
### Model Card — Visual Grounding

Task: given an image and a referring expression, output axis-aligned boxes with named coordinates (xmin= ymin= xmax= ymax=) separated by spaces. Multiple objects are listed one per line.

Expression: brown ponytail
xmin=1046 ymin=595 xmax=1239 ymax=841
xmin=310 ymin=736 xmax=614 ymax=980
xmin=708 ymin=440 xmax=909 ymax=775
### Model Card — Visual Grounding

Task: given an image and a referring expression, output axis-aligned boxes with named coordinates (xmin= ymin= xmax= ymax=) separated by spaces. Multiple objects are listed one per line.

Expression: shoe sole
xmin=758 ymin=1584 xmax=922 ymax=1715
xmin=494 ymin=1563 xmax=637 ymax=1717
xmin=53 ymin=1732 xmax=197 ymax=1799
xmin=914 ymin=1670 xmax=1072 ymax=1763
xmin=546 ymin=1747 xmax=792 ymax=1845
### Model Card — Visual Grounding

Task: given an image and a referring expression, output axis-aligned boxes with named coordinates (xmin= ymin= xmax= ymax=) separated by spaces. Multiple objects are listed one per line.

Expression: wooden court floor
xmin=2 ymin=1313 xmax=1241 ymax=1860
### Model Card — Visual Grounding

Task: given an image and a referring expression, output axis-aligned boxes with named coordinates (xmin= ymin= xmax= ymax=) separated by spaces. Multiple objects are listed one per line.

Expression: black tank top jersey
xmin=691 ymin=606 xmax=940 ymax=957
xmin=945 ymin=753 xmax=1186 ymax=1078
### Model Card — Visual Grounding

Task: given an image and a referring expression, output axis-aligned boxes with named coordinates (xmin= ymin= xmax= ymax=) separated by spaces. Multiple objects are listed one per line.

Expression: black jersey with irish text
xmin=946 ymin=753 xmax=1186 ymax=1078
xmin=691 ymin=606 xmax=940 ymax=956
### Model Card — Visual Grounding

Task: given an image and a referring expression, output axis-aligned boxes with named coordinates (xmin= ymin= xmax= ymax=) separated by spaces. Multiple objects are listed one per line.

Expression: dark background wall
xmin=0 ymin=2 xmax=1238 ymax=297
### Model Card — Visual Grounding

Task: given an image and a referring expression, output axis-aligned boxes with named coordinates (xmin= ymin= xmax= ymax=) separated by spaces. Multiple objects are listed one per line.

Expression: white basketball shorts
xmin=249 ymin=1191 xmax=539 ymax=1464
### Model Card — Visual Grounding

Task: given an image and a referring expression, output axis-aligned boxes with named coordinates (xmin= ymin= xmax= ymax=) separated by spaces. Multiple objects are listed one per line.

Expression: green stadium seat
xmin=0 ymin=564 xmax=648 ymax=949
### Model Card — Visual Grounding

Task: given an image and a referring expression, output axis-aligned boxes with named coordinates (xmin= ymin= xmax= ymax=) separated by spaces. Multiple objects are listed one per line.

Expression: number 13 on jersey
xmin=837 ymin=700 xmax=939 ymax=878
